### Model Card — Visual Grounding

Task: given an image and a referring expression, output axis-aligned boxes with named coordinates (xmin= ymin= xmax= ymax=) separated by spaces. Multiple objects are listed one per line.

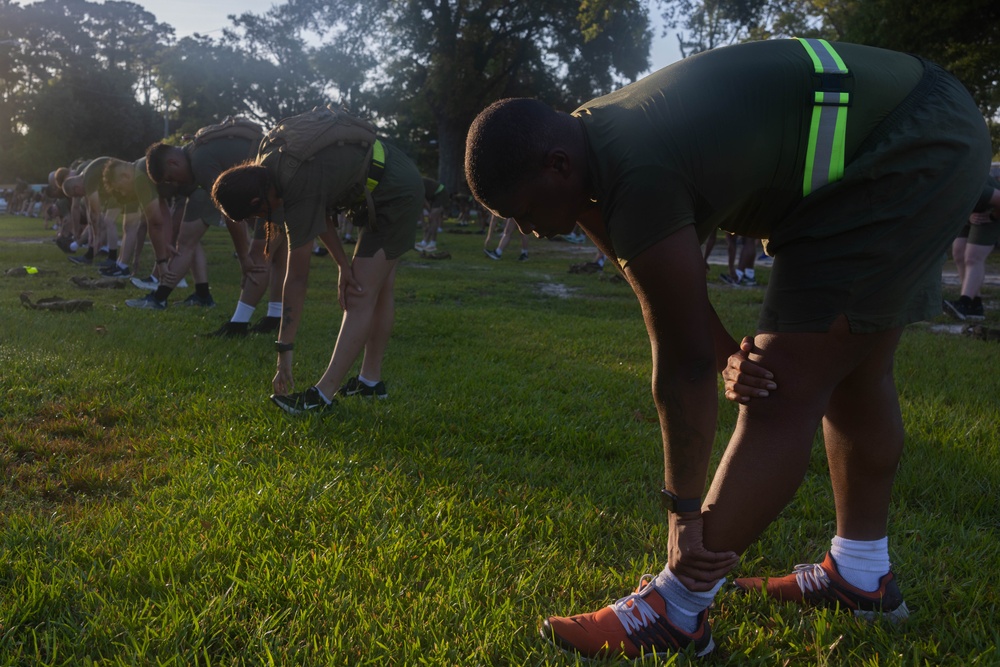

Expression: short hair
xmin=102 ymin=159 xmax=130 ymax=193
xmin=211 ymin=162 xmax=270 ymax=222
xmin=465 ymin=97 xmax=560 ymax=210
xmin=145 ymin=142 xmax=175 ymax=183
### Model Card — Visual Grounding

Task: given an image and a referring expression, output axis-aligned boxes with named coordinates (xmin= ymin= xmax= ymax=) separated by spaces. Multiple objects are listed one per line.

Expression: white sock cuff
xmin=267 ymin=301 xmax=283 ymax=318
xmin=231 ymin=301 xmax=256 ymax=323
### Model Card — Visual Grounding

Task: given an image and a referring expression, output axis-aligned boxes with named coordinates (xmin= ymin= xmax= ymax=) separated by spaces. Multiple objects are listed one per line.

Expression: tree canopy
xmin=1 ymin=0 xmax=997 ymax=184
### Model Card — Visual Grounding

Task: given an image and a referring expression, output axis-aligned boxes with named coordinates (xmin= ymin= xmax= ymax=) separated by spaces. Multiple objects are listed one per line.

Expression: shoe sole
xmin=269 ymin=395 xmax=332 ymax=415
xmin=541 ymin=625 xmax=715 ymax=661
xmin=854 ymin=601 xmax=910 ymax=624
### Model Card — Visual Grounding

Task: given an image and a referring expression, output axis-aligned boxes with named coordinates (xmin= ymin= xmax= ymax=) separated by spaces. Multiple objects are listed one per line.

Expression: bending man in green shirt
xmin=466 ymin=38 xmax=992 ymax=659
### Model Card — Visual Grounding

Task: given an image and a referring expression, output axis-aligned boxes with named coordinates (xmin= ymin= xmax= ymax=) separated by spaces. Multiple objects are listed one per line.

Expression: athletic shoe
xmin=741 ymin=276 xmax=758 ymax=287
xmin=338 ymin=376 xmax=388 ymax=399
xmin=54 ymin=236 xmax=75 ymax=254
xmin=968 ymin=297 xmax=985 ymax=321
xmin=68 ymin=255 xmax=92 ymax=265
xmin=719 ymin=272 xmax=738 ymax=285
xmin=248 ymin=315 xmax=281 ymax=334
xmin=98 ymin=257 xmax=117 ymax=269
xmin=943 ymin=297 xmax=970 ymax=321
xmin=270 ymin=387 xmax=335 ymax=415
xmin=414 ymin=240 xmax=428 ymax=251
xmin=733 ymin=552 xmax=909 ymax=623
xmin=484 ymin=248 xmax=501 ymax=260
xmin=125 ymin=294 xmax=167 ymax=310
xmin=313 ymin=245 xmax=329 ymax=256
xmin=181 ymin=293 xmax=216 ymax=308
xmin=424 ymin=242 xmax=437 ymax=252
xmin=131 ymin=275 xmax=158 ymax=290
xmin=343 ymin=235 xmax=355 ymax=244
xmin=518 ymin=252 xmax=529 ymax=261
xmin=99 ymin=264 xmax=130 ymax=277
xmin=206 ymin=321 xmax=249 ymax=337
xmin=541 ymin=575 xmax=715 ymax=660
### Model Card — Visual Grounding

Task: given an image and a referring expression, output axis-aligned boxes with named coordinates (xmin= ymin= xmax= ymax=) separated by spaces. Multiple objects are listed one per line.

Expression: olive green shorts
xmin=353 ymin=143 xmax=424 ymax=261
xmin=956 ymin=220 xmax=1000 ymax=247
xmin=182 ymin=187 xmax=222 ymax=226
xmin=760 ymin=62 xmax=992 ymax=334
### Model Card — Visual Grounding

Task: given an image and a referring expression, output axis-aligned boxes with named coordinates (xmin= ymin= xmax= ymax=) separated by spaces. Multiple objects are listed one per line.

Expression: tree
xmin=258 ymin=0 xmax=653 ymax=192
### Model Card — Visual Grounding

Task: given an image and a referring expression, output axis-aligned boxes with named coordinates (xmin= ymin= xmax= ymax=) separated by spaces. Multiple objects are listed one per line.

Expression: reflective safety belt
xmin=796 ymin=38 xmax=850 ymax=197
xmin=366 ymin=139 xmax=385 ymax=192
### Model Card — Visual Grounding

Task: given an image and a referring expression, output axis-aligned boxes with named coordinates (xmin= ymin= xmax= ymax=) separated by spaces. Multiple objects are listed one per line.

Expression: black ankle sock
xmin=108 ymin=249 xmax=118 ymax=261
xmin=84 ymin=247 xmax=94 ymax=259
xmin=153 ymin=285 xmax=173 ymax=301
xmin=195 ymin=283 xmax=211 ymax=299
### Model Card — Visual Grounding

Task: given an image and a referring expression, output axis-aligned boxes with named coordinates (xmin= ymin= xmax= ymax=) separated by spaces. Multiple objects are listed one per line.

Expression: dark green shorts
xmin=956 ymin=220 xmax=1000 ymax=247
xmin=760 ymin=62 xmax=992 ymax=334
xmin=353 ymin=143 xmax=423 ymax=260
xmin=182 ymin=187 xmax=222 ymax=226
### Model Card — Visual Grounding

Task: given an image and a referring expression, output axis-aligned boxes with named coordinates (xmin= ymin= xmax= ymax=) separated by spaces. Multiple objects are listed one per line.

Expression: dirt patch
xmin=537 ymin=282 xmax=579 ymax=299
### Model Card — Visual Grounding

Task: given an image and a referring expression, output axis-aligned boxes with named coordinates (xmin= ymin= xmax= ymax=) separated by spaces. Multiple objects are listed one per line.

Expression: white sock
xmin=735 ymin=268 xmax=744 ymax=281
xmin=744 ymin=268 xmax=755 ymax=279
xmin=830 ymin=535 xmax=889 ymax=592
xmin=117 ymin=261 xmax=129 ymax=270
xmin=267 ymin=302 xmax=282 ymax=318
xmin=230 ymin=301 xmax=256 ymax=323
xmin=312 ymin=385 xmax=333 ymax=404
xmin=653 ymin=567 xmax=724 ymax=634
xmin=69 ymin=241 xmax=79 ymax=252
xmin=494 ymin=247 xmax=502 ymax=256
xmin=358 ymin=374 xmax=379 ymax=387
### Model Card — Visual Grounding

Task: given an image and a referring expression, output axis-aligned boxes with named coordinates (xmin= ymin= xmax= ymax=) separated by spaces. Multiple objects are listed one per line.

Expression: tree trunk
xmin=436 ymin=117 xmax=469 ymax=195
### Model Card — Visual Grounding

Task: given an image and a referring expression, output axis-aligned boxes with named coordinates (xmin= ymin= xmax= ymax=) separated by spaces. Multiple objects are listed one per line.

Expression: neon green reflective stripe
xmin=796 ymin=38 xmax=850 ymax=196
xmin=366 ymin=139 xmax=385 ymax=192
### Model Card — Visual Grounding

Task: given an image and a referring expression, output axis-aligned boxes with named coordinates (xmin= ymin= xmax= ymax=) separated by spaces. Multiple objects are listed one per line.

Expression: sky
xmin=126 ymin=0 xmax=683 ymax=75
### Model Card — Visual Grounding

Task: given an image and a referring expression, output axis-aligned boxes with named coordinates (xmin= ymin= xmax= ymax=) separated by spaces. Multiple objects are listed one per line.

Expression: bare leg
xmin=162 ymin=219 xmax=208 ymax=288
xmin=822 ymin=327 xmax=903 ymax=541
xmin=952 ymin=236 xmax=967 ymax=287
xmin=358 ymin=263 xmax=397 ymax=381
xmin=313 ymin=250 xmax=398 ymax=397
xmin=960 ymin=242 xmax=993 ymax=298
xmin=701 ymin=316 xmax=905 ymax=555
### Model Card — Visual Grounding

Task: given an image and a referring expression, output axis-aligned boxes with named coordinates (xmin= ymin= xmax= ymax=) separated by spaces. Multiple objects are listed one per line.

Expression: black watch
xmin=661 ymin=488 xmax=701 ymax=514
xmin=274 ymin=341 xmax=294 ymax=353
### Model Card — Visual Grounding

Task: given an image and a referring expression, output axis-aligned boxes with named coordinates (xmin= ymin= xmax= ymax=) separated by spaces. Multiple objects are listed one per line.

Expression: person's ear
xmin=250 ymin=197 xmax=261 ymax=209
xmin=546 ymin=148 xmax=571 ymax=174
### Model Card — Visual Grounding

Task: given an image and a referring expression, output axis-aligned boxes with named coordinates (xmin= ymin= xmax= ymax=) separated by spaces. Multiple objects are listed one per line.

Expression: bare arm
xmin=272 ymin=241 xmax=313 ymax=395
xmin=625 ymin=224 xmax=740 ymax=587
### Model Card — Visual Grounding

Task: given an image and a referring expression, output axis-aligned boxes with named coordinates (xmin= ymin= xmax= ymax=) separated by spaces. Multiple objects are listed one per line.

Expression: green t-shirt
xmin=81 ymin=157 xmax=114 ymax=201
xmin=575 ymin=39 xmax=924 ymax=265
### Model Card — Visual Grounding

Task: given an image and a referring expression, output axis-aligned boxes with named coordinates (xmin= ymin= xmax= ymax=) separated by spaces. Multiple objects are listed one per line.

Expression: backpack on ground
xmin=259 ymin=104 xmax=382 ymax=227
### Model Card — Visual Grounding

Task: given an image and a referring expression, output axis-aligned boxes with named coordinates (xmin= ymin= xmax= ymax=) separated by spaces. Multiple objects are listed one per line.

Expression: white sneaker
xmin=425 ymin=242 xmax=437 ymax=252
xmin=414 ymin=240 xmax=427 ymax=251
xmin=131 ymin=275 xmax=158 ymax=290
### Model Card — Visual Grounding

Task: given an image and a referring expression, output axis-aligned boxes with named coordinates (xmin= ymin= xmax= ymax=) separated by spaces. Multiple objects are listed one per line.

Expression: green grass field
xmin=1 ymin=214 xmax=998 ymax=666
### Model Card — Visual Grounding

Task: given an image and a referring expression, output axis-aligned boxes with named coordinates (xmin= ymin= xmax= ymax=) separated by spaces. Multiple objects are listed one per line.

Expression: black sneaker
xmin=125 ymin=293 xmax=167 ymax=310
xmin=270 ymin=387 xmax=335 ymax=415
xmin=181 ymin=293 xmax=216 ymax=308
xmin=248 ymin=315 xmax=281 ymax=334
xmin=338 ymin=376 xmax=388 ymax=399
xmin=967 ymin=297 xmax=985 ymax=321
xmin=943 ymin=297 xmax=971 ymax=321
xmin=68 ymin=255 xmax=92 ymax=265
xmin=98 ymin=257 xmax=117 ymax=269
xmin=206 ymin=321 xmax=249 ymax=337
xmin=99 ymin=264 xmax=130 ymax=277
xmin=518 ymin=252 xmax=528 ymax=261
xmin=54 ymin=236 xmax=75 ymax=254
xmin=484 ymin=248 xmax=501 ymax=260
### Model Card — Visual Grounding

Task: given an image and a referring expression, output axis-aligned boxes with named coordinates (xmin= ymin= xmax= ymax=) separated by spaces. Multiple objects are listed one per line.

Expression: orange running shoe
xmin=540 ymin=575 xmax=715 ymax=659
xmin=733 ymin=552 xmax=909 ymax=622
